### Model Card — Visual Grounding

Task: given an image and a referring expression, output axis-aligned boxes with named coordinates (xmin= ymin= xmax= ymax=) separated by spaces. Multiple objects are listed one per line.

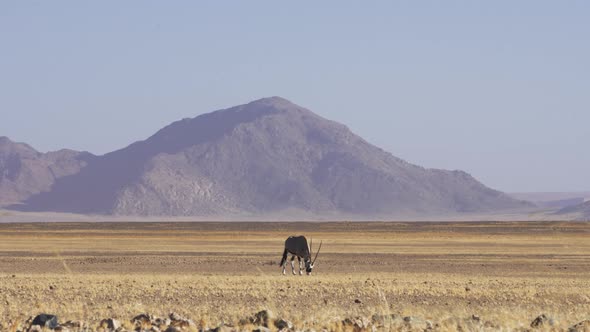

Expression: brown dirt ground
xmin=0 ymin=221 xmax=589 ymax=331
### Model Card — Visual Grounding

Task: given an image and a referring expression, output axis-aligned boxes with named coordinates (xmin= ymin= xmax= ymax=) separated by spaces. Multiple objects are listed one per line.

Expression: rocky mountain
xmin=0 ymin=136 xmax=94 ymax=206
xmin=8 ymin=97 xmax=530 ymax=217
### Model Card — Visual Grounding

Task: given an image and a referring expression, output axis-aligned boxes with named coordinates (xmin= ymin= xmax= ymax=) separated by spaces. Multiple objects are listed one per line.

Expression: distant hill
xmin=0 ymin=137 xmax=94 ymax=206
xmin=557 ymin=201 xmax=590 ymax=220
xmin=6 ymin=97 xmax=530 ymax=217
xmin=509 ymin=192 xmax=590 ymax=210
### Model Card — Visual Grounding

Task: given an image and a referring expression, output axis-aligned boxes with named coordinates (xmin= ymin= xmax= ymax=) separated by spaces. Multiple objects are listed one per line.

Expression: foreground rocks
xmin=99 ymin=318 xmax=120 ymax=331
xmin=7 ymin=311 xmax=590 ymax=332
xmin=569 ymin=320 xmax=590 ymax=332
xmin=31 ymin=314 xmax=59 ymax=330
xmin=530 ymin=314 xmax=557 ymax=328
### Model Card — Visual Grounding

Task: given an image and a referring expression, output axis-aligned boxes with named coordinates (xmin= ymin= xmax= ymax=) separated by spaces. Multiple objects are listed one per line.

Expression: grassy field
xmin=0 ymin=221 xmax=589 ymax=331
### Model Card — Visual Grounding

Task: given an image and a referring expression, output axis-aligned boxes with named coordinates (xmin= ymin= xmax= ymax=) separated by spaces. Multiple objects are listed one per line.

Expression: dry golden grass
xmin=0 ymin=221 xmax=589 ymax=331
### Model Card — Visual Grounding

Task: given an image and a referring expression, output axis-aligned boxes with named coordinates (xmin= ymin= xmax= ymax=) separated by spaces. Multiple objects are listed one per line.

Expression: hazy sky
xmin=1 ymin=1 xmax=588 ymax=193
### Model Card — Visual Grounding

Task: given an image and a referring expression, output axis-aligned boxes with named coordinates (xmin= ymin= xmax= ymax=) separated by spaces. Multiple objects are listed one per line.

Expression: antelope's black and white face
xmin=305 ymin=259 xmax=314 ymax=275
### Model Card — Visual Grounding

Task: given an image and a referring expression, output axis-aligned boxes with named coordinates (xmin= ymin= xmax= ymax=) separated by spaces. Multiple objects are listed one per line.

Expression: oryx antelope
xmin=279 ymin=235 xmax=322 ymax=275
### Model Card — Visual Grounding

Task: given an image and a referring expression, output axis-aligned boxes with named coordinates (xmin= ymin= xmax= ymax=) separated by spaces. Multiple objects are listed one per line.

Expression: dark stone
xmin=208 ymin=325 xmax=235 ymax=332
xmin=132 ymin=313 xmax=152 ymax=325
xmin=252 ymin=327 xmax=270 ymax=332
xmin=99 ymin=318 xmax=120 ymax=330
xmin=569 ymin=320 xmax=590 ymax=332
xmin=32 ymin=314 xmax=59 ymax=329
xmin=61 ymin=320 xmax=84 ymax=329
xmin=531 ymin=314 xmax=552 ymax=328
xmin=342 ymin=317 xmax=371 ymax=329
xmin=252 ymin=310 xmax=274 ymax=327
xmin=274 ymin=319 xmax=293 ymax=330
xmin=169 ymin=312 xmax=184 ymax=321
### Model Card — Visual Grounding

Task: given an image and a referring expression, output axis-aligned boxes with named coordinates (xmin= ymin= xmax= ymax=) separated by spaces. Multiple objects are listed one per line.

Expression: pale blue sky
xmin=1 ymin=1 xmax=588 ymax=192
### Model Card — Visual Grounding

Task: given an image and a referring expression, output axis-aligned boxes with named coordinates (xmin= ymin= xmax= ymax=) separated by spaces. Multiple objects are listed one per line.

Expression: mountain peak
xmin=248 ymin=96 xmax=294 ymax=106
xmin=0 ymin=136 xmax=39 ymax=154
xmin=0 ymin=138 xmax=91 ymax=206
xmin=6 ymin=97 xmax=529 ymax=217
xmin=238 ymin=96 xmax=307 ymax=115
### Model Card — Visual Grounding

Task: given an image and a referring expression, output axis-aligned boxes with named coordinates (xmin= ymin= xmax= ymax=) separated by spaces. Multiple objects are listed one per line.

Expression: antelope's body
xmin=280 ymin=235 xmax=321 ymax=275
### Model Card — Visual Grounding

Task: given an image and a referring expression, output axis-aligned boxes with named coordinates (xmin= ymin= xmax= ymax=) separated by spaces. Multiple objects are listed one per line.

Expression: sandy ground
xmin=0 ymin=221 xmax=589 ymax=331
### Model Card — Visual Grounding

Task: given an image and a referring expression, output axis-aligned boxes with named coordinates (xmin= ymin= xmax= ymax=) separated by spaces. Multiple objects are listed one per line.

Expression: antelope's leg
xmin=281 ymin=249 xmax=288 ymax=275
xmin=291 ymin=255 xmax=296 ymax=275
xmin=298 ymin=257 xmax=303 ymax=275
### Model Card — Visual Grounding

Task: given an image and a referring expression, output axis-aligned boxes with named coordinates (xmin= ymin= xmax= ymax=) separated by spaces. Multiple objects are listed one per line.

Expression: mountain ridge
xmin=4 ymin=97 xmax=530 ymax=217
xmin=0 ymin=137 xmax=95 ymax=206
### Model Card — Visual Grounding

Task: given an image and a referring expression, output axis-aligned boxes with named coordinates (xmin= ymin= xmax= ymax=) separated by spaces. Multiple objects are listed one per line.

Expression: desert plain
xmin=0 ymin=221 xmax=589 ymax=332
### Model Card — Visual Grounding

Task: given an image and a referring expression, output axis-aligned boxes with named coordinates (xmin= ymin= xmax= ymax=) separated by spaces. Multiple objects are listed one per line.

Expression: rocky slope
xmin=0 ymin=136 xmax=94 ymax=206
xmin=9 ymin=97 xmax=529 ymax=217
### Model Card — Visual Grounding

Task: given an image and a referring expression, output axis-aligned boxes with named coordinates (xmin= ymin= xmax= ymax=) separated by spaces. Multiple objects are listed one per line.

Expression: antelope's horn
xmin=312 ymin=241 xmax=322 ymax=265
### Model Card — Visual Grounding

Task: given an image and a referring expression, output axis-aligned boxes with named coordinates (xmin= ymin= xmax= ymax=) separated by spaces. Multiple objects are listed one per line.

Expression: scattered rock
xmin=342 ymin=317 xmax=371 ymax=330
xmin=252 ymin=310 xmax=274 ymax=327
xmin=252 ymin=327 xmax=271 ymax=332
xmin=531 ymin=314 xmax=554 ymax=328
xmin=208 ymin=324 xmax=236 ymax=332
xmin=168 ymin=313 xmax=194 ymax=329
xmin=24 ymin=316 xmax=34 ymax=327
xmin=169 ymin=313 xmax=184 ymax=322
xmin=132 ymin=313 xmax=152 ymax=325
xmin=62 ymin=320 xmax=85 ymax=329
xmin=569 ymin=320 xmax=590 ymax=332
xmin=153 ymin=317 xmax=171 ymax=328
xmin=32 ymin=314 xmax=59 ymax=329
xmin=99 ymin=318 xmax=120 ymax=331
xmin=238 ymin=318 xmax=251 ymax=326
xmin=274 ymin=318 xmax=293 ymax=330
xmin=28 ymin=325 xmax=42 ymax=332
xmin=170 ymin=320 xmax=194 ymax=329
xmin=458 ymin=315 xmax=484 ymax=331
xmin=14 ymin=312 xmax=571 ymax=332
xmin=354 ymin=299 xmax=362 ymax=304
